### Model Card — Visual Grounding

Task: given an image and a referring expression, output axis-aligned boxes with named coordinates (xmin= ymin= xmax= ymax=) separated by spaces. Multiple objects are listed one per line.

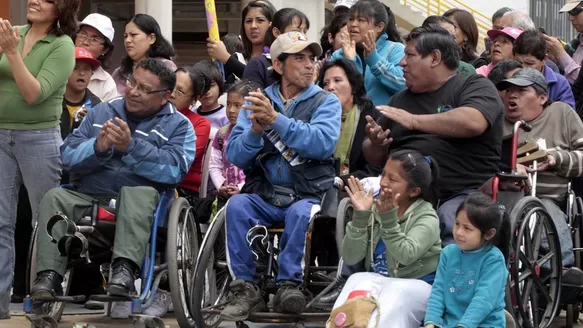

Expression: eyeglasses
xmin=569 ymin=7 xmax=583 ymax=16
xmin=126 ymin=78 xmax=169 ymax=95
xmin=76 ymin=33 xmax=105 ymax=46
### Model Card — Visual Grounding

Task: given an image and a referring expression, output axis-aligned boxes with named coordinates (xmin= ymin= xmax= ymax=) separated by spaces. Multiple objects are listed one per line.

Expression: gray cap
xmin=496 ymin=67 xmax=548 ymax=93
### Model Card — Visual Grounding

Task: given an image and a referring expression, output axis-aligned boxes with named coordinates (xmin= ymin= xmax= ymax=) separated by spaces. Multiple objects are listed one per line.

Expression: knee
xmin=120 ymin=186 xmax=158 ymax=197
xmin=39 ymin=188 xmax=68 ymax=213
xmin=225 ymin=194 xmax=253 ymax=226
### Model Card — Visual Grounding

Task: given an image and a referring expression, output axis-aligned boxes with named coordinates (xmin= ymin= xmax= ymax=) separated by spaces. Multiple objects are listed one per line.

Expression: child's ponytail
xmin=457 ymin=193 xmax=512 ymax=262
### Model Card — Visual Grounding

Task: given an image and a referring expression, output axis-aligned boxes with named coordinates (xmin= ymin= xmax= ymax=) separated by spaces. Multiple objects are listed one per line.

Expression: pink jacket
xmin=209 ymin=125 xmax=246 ymax=190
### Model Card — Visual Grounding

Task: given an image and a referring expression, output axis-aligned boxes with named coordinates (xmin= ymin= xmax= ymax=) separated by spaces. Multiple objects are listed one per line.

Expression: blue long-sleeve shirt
xmin=61 ymin=97 xmax=195 ymax=195
xmin=330 ymin=33 xmax=406 ymax=106
xmin=424 ymin=244 xmax=508 ymax=328
xmin=545 ymin=64 xmax=576 ymax=109
xmin=226 ymin=83 xmax=341 ymax=186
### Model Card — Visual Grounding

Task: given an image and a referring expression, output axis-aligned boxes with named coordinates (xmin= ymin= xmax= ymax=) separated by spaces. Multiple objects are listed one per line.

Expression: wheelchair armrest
xmin=319 ymin=186 xmax=340 ymax=218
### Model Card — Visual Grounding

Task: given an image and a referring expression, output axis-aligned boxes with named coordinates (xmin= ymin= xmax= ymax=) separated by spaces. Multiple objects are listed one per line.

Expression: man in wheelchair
xmin=219 ymin=32 xmax=341 ymax=320
xmin=30 ymin=59 xmax=195 ymax=300
xmin=495 ymin=67 xmax=583 ymax=284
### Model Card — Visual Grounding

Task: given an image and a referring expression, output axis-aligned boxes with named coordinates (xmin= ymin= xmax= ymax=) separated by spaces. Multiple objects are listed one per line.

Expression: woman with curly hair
xmin=0 ymin=0 xmax=81 ymax=318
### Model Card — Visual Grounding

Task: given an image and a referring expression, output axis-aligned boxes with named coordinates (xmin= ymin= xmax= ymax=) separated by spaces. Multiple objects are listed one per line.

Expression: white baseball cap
xmin=334 ymin=0 xmax=358 ymax=11
xmin=80 ymin=13 xmax=115 ymax=43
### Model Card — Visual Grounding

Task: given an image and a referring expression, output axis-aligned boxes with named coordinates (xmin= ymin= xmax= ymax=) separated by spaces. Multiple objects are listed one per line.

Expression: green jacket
xmin=341 ymin=198 xmax=441 ymax=279
xmin=457 ymin=61 xmax=476 ymax=75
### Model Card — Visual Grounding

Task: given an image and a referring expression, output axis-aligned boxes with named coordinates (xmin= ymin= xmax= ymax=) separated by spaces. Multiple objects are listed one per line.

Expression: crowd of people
xmin=3 ymin=0 xmax=583 ymax=326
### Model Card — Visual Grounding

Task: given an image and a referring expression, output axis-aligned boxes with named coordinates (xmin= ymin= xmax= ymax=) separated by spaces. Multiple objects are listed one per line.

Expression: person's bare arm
xmin=5 ymin=52 xmax=41 ymax=104
xmin=378 ymin=106 xmax=489 ymax=138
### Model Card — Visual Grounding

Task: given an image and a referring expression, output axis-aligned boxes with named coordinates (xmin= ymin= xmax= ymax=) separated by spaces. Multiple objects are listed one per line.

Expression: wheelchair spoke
xmin=535 ymin=251 xmax=555 ymax=268
xmin=530 ymin=214 xmax=544 ymax=260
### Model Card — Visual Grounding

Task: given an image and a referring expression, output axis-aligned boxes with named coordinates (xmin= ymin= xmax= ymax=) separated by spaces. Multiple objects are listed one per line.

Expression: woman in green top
xmin=0 ymin=0 xmax=79 ymax=318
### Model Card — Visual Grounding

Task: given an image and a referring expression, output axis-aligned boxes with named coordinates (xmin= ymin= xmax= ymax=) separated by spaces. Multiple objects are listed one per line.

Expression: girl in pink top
xmin=209 ymin=80 xmax=261 ymax=206
xmin=476 ymin=27 xmax=523 ymax=77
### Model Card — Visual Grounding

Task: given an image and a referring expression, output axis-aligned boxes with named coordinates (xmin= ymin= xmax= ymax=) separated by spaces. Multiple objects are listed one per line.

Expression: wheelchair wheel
xmin=26 ymin=224 xmax=74 ymax=324
xmin=191 ymin=208 xmax=231 ymax=328
xmin=167 ymin=197 xmax=200 ymax=328
xmin=567 ymin=303 xmax=581 ymax=328
xmin=335 ymin=197 xmax=354 ymax=254
xmin=508 ymin=196 xmax=562 ymax=328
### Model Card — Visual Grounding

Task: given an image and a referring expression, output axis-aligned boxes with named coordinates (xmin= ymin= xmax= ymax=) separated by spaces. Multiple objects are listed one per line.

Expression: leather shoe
xmin=106 ymin=258 xmax=137 ymax=296
xmin=30 ymin=270 xmax=63 ymax=299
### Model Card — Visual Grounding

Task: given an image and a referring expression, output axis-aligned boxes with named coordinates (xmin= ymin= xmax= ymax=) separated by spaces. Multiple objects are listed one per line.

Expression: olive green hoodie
xmin=341 ymin=198 xmax=442 ymax=279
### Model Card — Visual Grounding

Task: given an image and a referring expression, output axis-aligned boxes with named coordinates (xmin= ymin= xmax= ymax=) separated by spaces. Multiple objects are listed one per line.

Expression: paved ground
xmin=2 ymin=310 xmax=582 ymax=328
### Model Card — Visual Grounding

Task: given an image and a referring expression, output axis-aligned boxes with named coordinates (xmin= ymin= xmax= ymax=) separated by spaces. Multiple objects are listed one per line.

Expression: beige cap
xmin=270 ymin=32 xmax=323 ymax=60
xmin=560 ymin=0 xmax=583 ymax=13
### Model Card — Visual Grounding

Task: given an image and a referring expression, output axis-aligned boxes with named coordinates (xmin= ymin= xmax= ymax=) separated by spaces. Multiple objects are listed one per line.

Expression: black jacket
xmin=61 ymin=89 xmax=101 ymax=139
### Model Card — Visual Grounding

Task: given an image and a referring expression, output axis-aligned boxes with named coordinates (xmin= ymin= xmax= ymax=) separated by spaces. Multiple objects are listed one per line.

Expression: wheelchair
xmin=189 ymin=188 xmax=353 ymax=328
xmin=23 ymin=188 xmax=201 ymax=328
xmin=491 ymin=120 xmax=571 ymax=328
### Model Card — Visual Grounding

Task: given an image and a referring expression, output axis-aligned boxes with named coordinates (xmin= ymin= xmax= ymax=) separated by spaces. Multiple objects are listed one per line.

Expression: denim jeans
xmin=540 ymin=198 xmax=575 ymax=268
xmin=0 ymin=127 xmax=62 ymax=316
xmin=437 ymin=190 xmax=476 ymax=246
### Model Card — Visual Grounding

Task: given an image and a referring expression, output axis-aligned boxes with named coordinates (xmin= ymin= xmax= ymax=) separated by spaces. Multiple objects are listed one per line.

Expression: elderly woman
xmin=75 ymin=13 xmax=118 ymax=100
xmin=0 ymin=0 xmax=79 ymax=318
xmin=112 ymin=14 xmax=176 ymax=95
xmin=476 ymin=27 xmax=523 ymax=77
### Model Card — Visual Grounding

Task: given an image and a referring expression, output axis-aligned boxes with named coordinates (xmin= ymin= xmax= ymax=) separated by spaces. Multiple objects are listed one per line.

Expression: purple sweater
xmin=545 ymin=64 xmax=575 ymax=109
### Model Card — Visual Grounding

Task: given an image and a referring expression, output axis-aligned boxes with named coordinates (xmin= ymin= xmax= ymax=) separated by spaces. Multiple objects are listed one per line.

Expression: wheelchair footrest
xmin=132 ymin=315 xmax=166 ymax=328
xmin=26 ymin=314 xmax=59 ymax=328
xmin=31 ymin=295 xmax=86 ymax=303
xmin=88 ymin=294 xmax=133 ymax=302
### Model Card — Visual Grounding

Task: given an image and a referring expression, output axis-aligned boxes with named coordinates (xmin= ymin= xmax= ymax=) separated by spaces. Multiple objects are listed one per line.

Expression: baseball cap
xmin=334 ymin=0 xmax=358 ymax=11
xmin=496 ymin=68 xmax=548 ymax=92
xmin=75 ymin=47 xmax=101 ymax=69
xmin=79 ymin=13 xmax=115 ymax=43
xmin=270 ymin=32 xmax=323 ymax=60
xmin=560 ymin=0 xmax=583 ymax=13
xmin=487 ymin=27 xmax=524 ymax=41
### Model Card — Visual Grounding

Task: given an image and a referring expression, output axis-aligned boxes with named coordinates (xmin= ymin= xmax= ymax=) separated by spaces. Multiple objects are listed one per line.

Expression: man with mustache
xmin=29 ymin=59 xmax=195 ymax=318
xmin=220 ymin=32 xmax=341 ymax=320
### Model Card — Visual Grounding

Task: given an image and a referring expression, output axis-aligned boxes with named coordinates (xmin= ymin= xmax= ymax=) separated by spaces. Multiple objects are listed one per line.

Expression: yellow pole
xmin=437 ymin=0 xmax=441 ymax=15
xmin=205 ymin=0 xmax=220 ymax=60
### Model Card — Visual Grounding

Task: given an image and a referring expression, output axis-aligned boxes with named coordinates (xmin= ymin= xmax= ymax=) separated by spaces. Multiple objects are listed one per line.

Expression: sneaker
xmin=110 ymin=301 xmax=132 ymax=319
xmin=143 ymin=290 xmax=172 ymax=317
xmin=273 ymin=281 xmax=306 ymax=315
xmin=220 ymin=280 xmax=266 ymax=321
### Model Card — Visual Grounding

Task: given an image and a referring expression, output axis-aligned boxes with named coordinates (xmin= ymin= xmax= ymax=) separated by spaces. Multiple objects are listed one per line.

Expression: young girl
xmin=424 ymin=193 xmax=510 ymax=328
xmin=329 ymin=150 xmax=441 ymax=328
xmin=243 ymin=7 xmax=310 ymax=88
xmin=330 ymin=0 xmax=406 ymax=106
xmin=192 ymin=60 xmax=230 ymax=132
xmin=209 ymin=80 xmax=260 ymax=209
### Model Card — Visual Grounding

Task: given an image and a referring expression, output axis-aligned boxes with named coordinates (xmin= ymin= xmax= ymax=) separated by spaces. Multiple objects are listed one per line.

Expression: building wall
xmin=1 ymin=1 xmax=9 ymax=21
xmin=455 ymin=0 xmax=528 ymax=18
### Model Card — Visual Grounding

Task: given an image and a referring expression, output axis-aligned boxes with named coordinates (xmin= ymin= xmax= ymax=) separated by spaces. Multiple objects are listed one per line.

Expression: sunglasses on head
xmin=569 ymin=7 xmax=583 ymax=16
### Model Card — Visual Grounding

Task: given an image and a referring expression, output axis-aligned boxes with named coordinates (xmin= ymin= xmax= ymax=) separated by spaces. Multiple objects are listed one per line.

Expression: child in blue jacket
xmin=330 ymin=0 xmax=406 ymax=106
xmin=424 ymin=193 xmax=510 ymax=328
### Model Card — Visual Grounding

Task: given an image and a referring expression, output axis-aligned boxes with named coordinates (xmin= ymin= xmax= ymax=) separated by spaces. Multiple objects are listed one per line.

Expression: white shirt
xmin=88 ymin=66 xmax=119 ymax=101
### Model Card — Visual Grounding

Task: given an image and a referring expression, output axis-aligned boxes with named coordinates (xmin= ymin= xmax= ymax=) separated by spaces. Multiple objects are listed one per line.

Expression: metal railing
xmin=401 ymin=0 xmax=490 ymax=52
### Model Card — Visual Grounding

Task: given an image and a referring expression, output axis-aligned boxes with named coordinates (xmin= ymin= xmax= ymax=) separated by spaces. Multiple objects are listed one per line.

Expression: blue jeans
xmin=225 ymin=194 xmax=319 ymax=283
xmin=540 ymin=198 xmax=575 ymax=268
xmin=0 ymin=128 xmax=62 ymax=316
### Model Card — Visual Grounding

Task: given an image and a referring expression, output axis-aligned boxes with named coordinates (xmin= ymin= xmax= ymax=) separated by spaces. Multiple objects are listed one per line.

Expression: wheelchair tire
xmin=26 ymin=225 xmax=74 ymax=324
xmin=508 ymin=196 xmax=562 ymax=328
xmin=566 ymin=303 xmax=580 ymax=328
xmin=190 ymin=208 xmax=231 ymax=328
xmin=167 ymin=197 xmax=200 ymax=328
xmin=335 ymin=197 xmax=353 ymax=254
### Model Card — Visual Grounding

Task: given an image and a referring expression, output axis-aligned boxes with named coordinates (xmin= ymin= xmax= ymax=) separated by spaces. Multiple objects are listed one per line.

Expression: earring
xmin=57 ymin=19 xmax=61 ymax=29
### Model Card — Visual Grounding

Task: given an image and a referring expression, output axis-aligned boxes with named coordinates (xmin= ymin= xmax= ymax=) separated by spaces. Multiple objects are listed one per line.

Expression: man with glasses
xmin=220 ymin=32 xmax=341 ymax=320
xmin=545 ymin=0 xmax=583 ymax=84
xmin=29 ymin=59 xmax=195 ymax=311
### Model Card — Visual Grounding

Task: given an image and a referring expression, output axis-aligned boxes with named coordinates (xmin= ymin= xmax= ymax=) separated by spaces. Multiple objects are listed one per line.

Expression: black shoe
xmin=220 ymin=280 xmax=266 ymax=321
xmin=273 ymin=281 xmax=306 ymax=315
xmin=563 ymin=267 xmax=583 ymax=286
xmin=106 ymin=258 xmax=137 ymax=296
xmin=30 ymin=271 xmax=63 ymax=299
xmin=10 ymin=294 xmax=24 ymax=304
xmin=314 ymin=278 xmax=345 ymax=309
